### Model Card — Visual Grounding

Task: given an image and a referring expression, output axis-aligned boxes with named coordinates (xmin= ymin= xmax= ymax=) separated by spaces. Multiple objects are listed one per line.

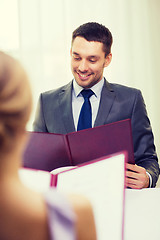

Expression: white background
xmin=0 ymin=0 xmax=160 ymax=170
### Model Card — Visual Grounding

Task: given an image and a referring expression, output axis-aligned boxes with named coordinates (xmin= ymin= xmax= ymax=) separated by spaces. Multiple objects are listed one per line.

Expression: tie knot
xmin=81 ymin=89 xmax=94 ymax=99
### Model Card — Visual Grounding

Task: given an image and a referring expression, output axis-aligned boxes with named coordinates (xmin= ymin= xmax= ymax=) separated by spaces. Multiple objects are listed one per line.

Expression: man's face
xmin=70 ymin=37 xmax=112 ymax=89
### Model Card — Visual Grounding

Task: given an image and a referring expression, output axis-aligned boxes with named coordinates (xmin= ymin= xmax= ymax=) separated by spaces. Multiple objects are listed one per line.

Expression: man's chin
xmin=76 ymin=80 xmax=94 ymax=89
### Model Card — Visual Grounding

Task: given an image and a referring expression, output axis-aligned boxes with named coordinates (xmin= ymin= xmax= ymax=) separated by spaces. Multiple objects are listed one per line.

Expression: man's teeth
xmin=79 ymin=73 xmax=89 ymax=77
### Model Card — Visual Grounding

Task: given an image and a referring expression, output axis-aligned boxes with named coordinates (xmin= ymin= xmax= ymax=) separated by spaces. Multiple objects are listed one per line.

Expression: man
xmin=33 ymin=22 xmax=159 ymax=189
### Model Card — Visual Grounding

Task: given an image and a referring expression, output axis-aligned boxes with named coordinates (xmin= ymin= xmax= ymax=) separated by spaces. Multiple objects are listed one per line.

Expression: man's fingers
xmin=126 ymin=163 xmax=146 ymax=174
xmin=126 ymin=170 xmax=138 ymax=179
xmin=126 ymin=163 xmax=137 ymax=172
xmin=125 ymin=164 xmax=149 ymax=189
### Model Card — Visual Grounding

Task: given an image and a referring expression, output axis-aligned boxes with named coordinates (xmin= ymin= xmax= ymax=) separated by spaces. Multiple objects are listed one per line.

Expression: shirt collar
xmin=73 ymin=78 xmax=104 ymax=98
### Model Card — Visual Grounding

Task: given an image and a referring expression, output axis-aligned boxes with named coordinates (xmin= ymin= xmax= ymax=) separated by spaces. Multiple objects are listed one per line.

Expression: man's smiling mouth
xmin=77 ymin=72 xmax=93 ymax=79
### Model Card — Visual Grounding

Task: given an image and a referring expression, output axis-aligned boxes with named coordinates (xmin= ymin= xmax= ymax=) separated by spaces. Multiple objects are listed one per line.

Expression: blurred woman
xmin=0 ymin=51 xmax=96 ymax=240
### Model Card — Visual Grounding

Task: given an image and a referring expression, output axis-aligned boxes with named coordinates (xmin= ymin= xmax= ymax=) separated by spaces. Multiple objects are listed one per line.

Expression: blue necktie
xmin=77 ymin=89 xmax=94 ymax=131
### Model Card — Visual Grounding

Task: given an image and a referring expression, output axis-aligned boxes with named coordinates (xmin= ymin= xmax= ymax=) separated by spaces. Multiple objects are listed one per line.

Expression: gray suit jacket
xmin=33 ymin=79 xmax=159 ymax=187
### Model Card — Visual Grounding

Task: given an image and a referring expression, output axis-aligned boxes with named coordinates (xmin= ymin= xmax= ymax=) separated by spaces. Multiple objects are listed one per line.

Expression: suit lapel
xmin=94 ymin=79 xmax=116 ymax=127
xmin=57 ymin=79 xmax=115 ymax=132
xmin=58 ymin=81 xmax=76 ymax=133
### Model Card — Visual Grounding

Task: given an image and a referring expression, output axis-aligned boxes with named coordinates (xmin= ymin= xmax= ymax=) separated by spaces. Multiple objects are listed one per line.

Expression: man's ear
xmin=104 ymin=53 xmax=112 ymax=67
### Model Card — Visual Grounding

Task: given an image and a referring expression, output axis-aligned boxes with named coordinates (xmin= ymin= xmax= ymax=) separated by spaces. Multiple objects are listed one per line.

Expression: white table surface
xmin=124 ymin=188 xmax=160 ymax=240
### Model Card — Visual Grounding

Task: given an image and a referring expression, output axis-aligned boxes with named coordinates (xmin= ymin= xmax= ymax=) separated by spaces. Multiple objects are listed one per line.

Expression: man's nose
xmin=78 ymin=60 xmax=88 ymax=72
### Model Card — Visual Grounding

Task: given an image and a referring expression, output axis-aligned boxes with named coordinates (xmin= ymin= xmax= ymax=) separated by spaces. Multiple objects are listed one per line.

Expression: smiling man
xmin=70 ymin=36 xmax=111 ymax=89
xmin=33 ymin=22 xmax=159 ymax=189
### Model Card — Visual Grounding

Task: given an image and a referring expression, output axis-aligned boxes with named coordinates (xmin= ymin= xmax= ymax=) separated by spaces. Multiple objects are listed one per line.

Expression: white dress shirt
xmin=72 ymin=78 xmax=104 ymax=131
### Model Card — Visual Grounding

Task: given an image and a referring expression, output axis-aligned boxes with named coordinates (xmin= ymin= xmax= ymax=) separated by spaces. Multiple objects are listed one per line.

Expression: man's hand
xmin=125 ymin=163 xmax=149 ymax=189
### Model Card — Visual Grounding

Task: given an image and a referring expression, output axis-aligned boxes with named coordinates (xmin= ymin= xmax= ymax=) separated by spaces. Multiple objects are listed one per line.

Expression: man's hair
xmin=72 ymin=22 xmax=113 ymax=56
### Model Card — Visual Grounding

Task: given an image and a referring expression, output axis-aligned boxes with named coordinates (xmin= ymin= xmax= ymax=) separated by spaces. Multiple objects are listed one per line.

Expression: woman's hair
xmin=0 ymin=51 xmax=32 ymax=153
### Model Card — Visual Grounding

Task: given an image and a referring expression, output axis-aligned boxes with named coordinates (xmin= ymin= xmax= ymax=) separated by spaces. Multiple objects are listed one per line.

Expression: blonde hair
xmin=0 ymin=51 xmax=32 ymax=153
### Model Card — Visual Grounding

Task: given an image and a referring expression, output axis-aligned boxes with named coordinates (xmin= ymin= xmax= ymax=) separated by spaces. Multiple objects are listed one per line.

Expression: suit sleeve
xmin=33 ymin=94 xmax=48 ymax=132
xmin=131 ymin=90 xmax=159 ymax=187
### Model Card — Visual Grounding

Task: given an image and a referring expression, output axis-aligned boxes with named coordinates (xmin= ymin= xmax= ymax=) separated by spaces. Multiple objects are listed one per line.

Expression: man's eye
xmin=74 ymin=57 xmax=81 ymax=61
xmin=89 ymin=59 xmax=96 ymax=63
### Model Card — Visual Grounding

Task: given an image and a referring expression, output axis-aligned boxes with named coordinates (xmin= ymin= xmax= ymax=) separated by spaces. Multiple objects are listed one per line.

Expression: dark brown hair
xmin=72 ymin=22 xmax=113 ymax=56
